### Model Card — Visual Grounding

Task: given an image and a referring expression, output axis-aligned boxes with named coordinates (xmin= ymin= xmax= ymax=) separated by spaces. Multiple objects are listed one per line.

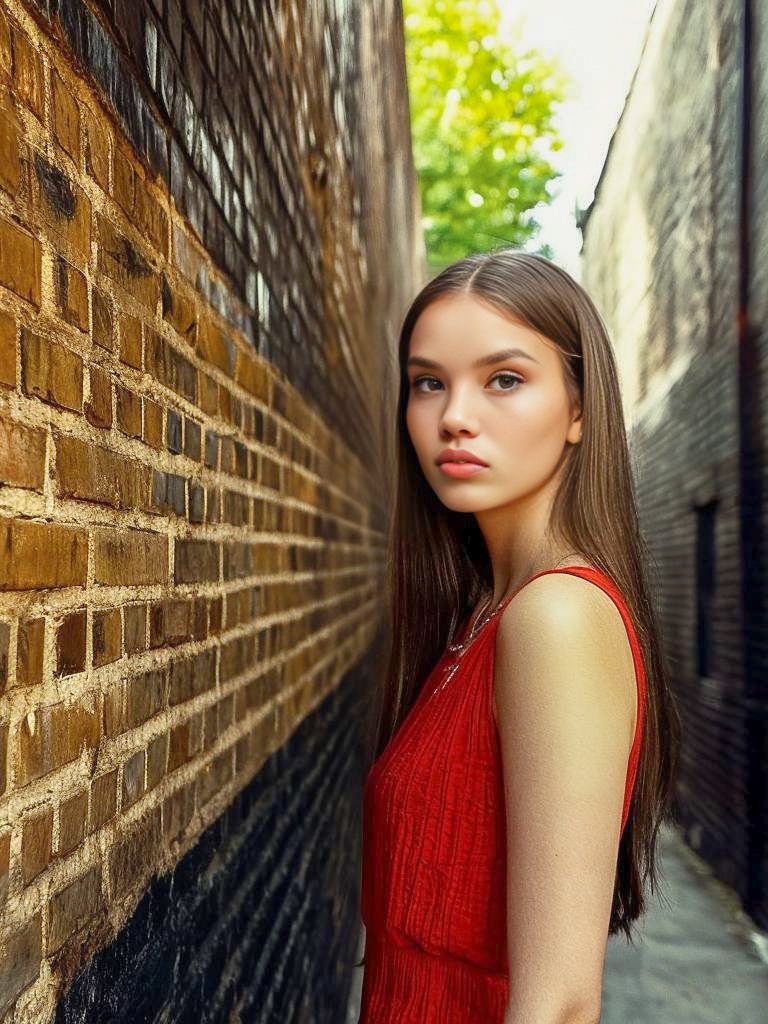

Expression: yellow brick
xmin=0 ymin=307 xmax=15 ymax=387
xmin=11 ymin=27 xmax=43 ymax=120
xmin=0 ymin=9 xmax=10 ymax=80
xmin=54 ymin=255 xmax=88 ymax=332
xmin=83 ymin=104 xmax=109 ymax=192
xmin=0 ymin=215 xmax=41 ymax=307
xmin=52 ymin=69 xmax=80 ymax=163
xmin=21 ymin=327 xmax=82 ymax=412
xmin=31 ymin=148 xmax=91 ymax=259
xmin=119 ymin=312 xmax=142 ymax=368
xmin=0 ymin=108 xmax=25 ymax=197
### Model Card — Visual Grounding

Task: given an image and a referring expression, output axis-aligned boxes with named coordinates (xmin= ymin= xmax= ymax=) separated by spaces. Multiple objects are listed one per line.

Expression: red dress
xmin=358 ymin=567 xmax=647 ymax=1023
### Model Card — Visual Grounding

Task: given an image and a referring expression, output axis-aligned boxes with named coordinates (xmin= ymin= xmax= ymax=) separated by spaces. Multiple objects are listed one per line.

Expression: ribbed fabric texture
xmin=358 ymin=567 xmax=647 ymax=1023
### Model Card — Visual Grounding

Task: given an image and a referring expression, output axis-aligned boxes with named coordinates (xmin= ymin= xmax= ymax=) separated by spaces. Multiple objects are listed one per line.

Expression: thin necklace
xmin=434 ymin=555 xmax=581 ymax=694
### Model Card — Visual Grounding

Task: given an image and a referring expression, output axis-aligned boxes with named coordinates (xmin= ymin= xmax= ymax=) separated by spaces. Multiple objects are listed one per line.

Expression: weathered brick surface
xmin=54 ymin=255 xmax=89 ymax=332
xmin=53 ymin=433 xmax=151 ymax=509
xmin=91 ymin=288 xmax=113 ymax=350
xmin=0 ymin=912 xmax=41 ymax=1016
xmin=31 ymin=149 xmax=91 ymax=258
xmin=47 ymin=865 xmax=103 ymax=955
xmin=21 ymin=328 xmax=83 ymax=412
xmin=16 ymin=617 xmax=44 ymax=686
xmin=55 ymin=609 xmax=87 ymax=677
xmin=58 ymin=791 xmax=87 ymax=856
xmin=0 ymin=307 xmax=15 ymax=386
xmin=0 ymin=518 xmax=87 ymax=590
xmin=0 ymin=413 xmax=45 ymax=490
xmin=21 ymin=806 xmax=52 ymax=884
xmin=0 ymin=216 xmax=41 ymax=307
xmin=93 ymin=528 xmax=168 ymax=586
xmin=92 ymin=608 xmax=121 ymax=668
xmin=0 ymin=0 xmax=420 ymax=1019
xmin=16 ymin=698 xmax=100 ymax=787
xmin=84 ymin=365 xmax=112 ymax=428
xmin=0 ymin=621 xmax=8 ymax=693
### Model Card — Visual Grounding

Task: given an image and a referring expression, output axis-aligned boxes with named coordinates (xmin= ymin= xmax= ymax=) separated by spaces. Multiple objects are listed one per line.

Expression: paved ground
xmin=345 ymin=823 xmax=768 ymax=1022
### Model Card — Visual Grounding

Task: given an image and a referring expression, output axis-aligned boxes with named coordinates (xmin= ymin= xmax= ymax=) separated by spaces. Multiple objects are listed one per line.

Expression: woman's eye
xmin=410 ymin=376 xmax=441 ymax=392
xmin=489 ymin=372 xmax=523 ymax=390
xmin=409 ymin=372 xmax=523 ymax=393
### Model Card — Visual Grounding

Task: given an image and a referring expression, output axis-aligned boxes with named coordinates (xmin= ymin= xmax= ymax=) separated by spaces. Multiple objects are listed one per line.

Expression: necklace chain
xmin=434 ymin=555 xmax=581 ymax=695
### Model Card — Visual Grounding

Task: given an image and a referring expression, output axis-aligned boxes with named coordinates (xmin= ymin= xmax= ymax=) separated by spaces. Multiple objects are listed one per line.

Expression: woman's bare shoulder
xmin=492 ymin=570 xmax=637 ymax=740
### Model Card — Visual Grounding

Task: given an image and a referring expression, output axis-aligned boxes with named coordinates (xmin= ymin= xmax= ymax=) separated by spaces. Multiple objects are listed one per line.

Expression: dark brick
xmin=93 ymin=608 xmax=121 ymax=667
xmin=122 ymin=750 xmax=145 ymax=809
xmin=59 ymin=791 xmax=87 ymax=855
xmin=184 ymin=417 xmax=201 ymax=460
xmin=21 ymin=806 xmax=53 ymax=883
xmin=109 ymin=808 xmax=161 ymax=898
xmin=123 ymin=604 xmax=147 ymax=654
xmin=0 ymin=912 xmax=41 ymax=1016
xmin=85 ymin=364 xmax=112 ymax=429
xmin=56 ymin=609 xmax=86 ymax=677
xmin=143 ymin=397 xmax=164 ymax=449
xmin=17 ymin=617 xmax=44 ymax=686
xmin=116 ymin=383 xmax=142 ymax=438
xmin=91 ymin=288 xmax=114 ymax=351
xmin=54 ymin=255 xmax=88 ymax=331
xmin=89 ymin=770 xmax=117 ymax=831
xmin=175 ymin=539 xmax=218 ymax=583
xmin=189 ymin=482 xmax=204 ymax=522
xmin=48 ymin=866 xmax=102 ymax=954
xmin=149 ymin=599 xmax=194 ymax=648
xmin=146 ymin=732 xmax=167 ymax=789
xmin=204 ymin=429 xmax=218 ymax=468
xmin=167 ymin=407 xmax=182 ymax=452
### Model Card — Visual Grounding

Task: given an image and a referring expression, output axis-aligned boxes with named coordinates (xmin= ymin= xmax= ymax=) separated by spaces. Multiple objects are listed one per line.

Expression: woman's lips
xmin=438 ymin=462 xmax=488 ymax=479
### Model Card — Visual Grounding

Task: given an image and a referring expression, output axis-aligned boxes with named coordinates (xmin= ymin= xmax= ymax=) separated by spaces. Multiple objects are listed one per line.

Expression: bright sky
xmin=498 ymin=0 xmax=658 ymax=279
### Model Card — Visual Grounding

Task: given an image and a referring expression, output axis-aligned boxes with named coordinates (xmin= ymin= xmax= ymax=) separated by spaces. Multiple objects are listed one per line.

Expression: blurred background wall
xmin=581 ymin=0 xmax=768 ymax=933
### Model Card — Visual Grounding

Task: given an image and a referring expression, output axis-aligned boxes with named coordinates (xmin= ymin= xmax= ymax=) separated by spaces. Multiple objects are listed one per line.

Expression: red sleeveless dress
xmin=358 ymin=567 xmax=647 ymax=1023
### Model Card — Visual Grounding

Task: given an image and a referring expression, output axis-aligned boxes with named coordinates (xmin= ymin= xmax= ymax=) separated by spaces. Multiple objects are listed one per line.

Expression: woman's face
xmin=405 ymin=292 xmax=582 ymax=514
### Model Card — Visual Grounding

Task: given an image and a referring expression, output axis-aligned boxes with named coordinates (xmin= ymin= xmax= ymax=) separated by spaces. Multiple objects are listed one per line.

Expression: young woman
xmin=355 ymin=249 xmax=682 ymax=1024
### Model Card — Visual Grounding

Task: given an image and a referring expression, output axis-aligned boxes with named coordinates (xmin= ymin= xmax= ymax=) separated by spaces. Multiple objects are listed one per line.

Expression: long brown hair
xmin=361 ymin=247 xmax=682 ymax=953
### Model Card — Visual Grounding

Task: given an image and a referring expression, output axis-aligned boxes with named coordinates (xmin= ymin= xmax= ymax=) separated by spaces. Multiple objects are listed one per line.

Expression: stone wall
xmin=0 ymin=0 xmax=423 ymax=1019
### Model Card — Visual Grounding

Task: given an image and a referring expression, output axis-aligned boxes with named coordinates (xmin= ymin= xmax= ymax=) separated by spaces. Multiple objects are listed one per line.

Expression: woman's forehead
xmin=409 ymin=295 xmax=559 ymax=364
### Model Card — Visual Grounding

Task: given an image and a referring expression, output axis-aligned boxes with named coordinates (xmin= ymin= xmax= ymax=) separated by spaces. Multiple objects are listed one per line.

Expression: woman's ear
xmin=566 ymin=401 xmax=582 ymax=445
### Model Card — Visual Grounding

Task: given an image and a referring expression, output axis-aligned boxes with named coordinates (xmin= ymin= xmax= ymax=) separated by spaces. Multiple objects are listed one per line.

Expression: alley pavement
xmin=345 ymin=822 xmax=768 ymax=1022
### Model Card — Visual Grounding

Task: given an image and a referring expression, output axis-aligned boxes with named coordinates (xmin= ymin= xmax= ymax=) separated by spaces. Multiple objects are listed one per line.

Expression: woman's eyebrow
xmin=406 ymin=347 xmax=540 ymax=370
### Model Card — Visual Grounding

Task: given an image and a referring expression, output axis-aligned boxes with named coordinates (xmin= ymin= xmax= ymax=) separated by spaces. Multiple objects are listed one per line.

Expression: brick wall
xmin=580 ymin=0 xmax=768 ymax=930
xmin=0 ymin=0 xmax=423 ymax=1019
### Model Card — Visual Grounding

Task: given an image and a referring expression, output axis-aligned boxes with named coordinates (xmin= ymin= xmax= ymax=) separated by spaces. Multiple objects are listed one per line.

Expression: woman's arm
xmin=494 ymin=573 xmax=638 ymax=1024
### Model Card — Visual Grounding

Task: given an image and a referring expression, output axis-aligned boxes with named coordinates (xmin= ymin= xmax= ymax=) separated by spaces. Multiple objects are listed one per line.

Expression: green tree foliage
xmin=404 ymin=0 xmax=568 ymax=271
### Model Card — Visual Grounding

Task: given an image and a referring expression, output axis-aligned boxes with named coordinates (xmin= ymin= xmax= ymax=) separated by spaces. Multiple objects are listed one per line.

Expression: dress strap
xmin=493 ymin=565 xmax=619 ymax=619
